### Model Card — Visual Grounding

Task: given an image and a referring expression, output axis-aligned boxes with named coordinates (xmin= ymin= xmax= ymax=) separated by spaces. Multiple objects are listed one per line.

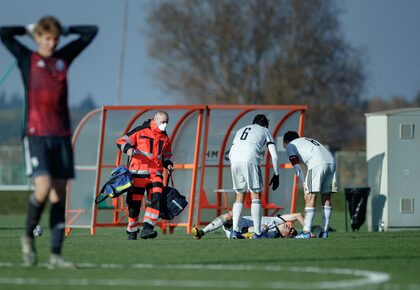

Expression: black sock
xmin=50 ymin=202 xmax=65 ymax=255
xmin=25 ymin=194 xmax=46 ymax=238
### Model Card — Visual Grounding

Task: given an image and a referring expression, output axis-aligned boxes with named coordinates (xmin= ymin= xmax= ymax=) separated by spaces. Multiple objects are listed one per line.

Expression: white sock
xmin=251 ymin=199 xmax=262 ymax=235
xmin=322 ymin=206 xmax=332 ymax=232
xmin=232 ymin=202 xmax=243 ymax=232
xmin=303 ymin=207 xmax=316 ymax=233
xmin=203 ymin=216 xmax=225 ymax=234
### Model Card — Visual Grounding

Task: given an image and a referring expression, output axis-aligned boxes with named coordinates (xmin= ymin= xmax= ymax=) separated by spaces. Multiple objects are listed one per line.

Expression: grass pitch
xmin=0 ymin=213 xmax=419 ymax=290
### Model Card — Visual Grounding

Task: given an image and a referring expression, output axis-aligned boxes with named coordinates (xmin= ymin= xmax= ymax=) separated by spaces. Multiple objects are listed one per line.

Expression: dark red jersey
xmin=0 ymin=25 xmax=97 ymax=137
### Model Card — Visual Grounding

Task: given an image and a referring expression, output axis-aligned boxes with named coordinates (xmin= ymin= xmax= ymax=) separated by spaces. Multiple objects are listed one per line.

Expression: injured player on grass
xmin=192 ymin=211 xmax=304 ymax=239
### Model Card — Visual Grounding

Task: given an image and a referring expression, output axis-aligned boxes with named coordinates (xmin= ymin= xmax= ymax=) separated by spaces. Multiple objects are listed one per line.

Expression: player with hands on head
xmin=0 ymin=16 xmax=97 ymax=268
xmin=283 ymin=131 xmax=336 ymax=239
xmin=228 ymin=114 xmax=279 ymax=239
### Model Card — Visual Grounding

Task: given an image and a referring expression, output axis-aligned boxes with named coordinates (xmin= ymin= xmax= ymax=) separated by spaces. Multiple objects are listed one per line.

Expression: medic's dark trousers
xmin=126 ymin=173 xmax=163 ymax=232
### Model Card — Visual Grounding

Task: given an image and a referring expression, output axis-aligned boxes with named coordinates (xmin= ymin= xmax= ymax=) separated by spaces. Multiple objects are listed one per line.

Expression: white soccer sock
xmin=322 ymin=206 xmax=332 ymax=232
xmin=303 ymin=207 xmax=316 ymax=233
xmin=232 ymin=202 xmax=243 ymax=232
xmin=251 ymin=199 xmax=262 ymax=235
xmin=203 ymin=216 xmax=226 ymax=234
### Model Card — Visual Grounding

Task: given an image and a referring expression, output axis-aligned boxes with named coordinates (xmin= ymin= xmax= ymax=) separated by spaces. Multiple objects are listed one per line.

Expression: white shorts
xmin=306 ymin=163 xmax=336 ymax=194
xmin=230 ymin=162 xmax=263 ymax=193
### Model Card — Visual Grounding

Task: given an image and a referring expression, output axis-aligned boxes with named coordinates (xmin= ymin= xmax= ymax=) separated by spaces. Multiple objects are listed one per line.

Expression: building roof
xmin=365 ymin=107 xmax=420 ymax=117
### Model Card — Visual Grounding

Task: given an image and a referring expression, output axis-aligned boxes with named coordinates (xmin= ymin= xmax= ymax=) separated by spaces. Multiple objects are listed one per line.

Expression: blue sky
xmin=1 ymin=0 xmax=419 ymax=106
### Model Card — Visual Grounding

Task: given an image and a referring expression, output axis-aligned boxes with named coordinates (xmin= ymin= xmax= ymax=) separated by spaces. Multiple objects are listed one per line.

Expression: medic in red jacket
xmin=116 ymin=111 xmax=173 ymax=240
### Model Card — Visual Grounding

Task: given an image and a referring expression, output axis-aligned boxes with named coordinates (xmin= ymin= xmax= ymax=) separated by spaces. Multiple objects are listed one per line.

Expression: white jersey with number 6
xmin=285 ymin=137 xmax=334 ymax=170
xmin=229 ymin=124 xmax=275 ymax=165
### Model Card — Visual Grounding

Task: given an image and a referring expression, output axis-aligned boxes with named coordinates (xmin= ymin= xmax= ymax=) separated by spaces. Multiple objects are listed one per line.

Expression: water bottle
xmin=378 ymin=220 xmax=385 ymax=232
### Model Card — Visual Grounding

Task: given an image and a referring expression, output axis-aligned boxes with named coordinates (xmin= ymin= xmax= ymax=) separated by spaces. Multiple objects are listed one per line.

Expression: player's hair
xmin=34 ymin=16 xmax=62 ymax=38
xmin=252 ymin=114 xmax=269 ymax=128
xmin=279 ymin=226 xmax=298 ymax=238
xmin=289 ymin=228 xmax=298 ymax=238
xmin=283 ymin=131 xmax=300 ymax=143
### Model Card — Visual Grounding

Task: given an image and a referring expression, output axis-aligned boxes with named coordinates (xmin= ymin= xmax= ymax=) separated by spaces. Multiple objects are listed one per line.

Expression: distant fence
xmin=0 ymin=145 xmax=32 ymax=190
xmin=335 ymin=151 xmax=367 ymax=189
xmin=0 ymin=145 xmax=366 ymax=192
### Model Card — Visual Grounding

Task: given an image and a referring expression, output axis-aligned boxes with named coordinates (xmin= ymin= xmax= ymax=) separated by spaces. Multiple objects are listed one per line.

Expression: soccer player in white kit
xmin=283 ymin=131 xmax=336 ymax=238
xmin=228 ymin=114 xmax=280 ymax=239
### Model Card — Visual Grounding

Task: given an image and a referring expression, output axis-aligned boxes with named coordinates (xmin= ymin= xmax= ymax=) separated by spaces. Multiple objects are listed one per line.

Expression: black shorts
xmin=24 ymin=136 xmax=75 ymax=179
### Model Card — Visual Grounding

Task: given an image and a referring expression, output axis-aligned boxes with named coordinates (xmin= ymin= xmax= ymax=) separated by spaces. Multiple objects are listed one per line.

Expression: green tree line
xmin=0 ymin=93 xmax=97 ymax=145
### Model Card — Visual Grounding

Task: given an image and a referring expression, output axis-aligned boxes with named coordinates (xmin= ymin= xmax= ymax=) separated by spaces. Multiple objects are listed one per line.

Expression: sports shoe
xmin=253 ymin=232 xmax=266 ymax=239
xmin=318 ymin=231 xmax=329 ymax=238
xmin=191 ymin=227 xmax=205 ymax=239
xmin=242 ymin=232 xmax=254 ymax=239
xmin=140 ymin=228 xmax=158 ymax=239
xmin=230 ymin=230 xmax=245 ymax=239
xmin=294 ymin=231 xmax=312 ymax=239
xmin=127 ymin=229 xmax=139 ymax=240
xmin=48 ymin=254 xmax=77 ymax=270
xmin=20 ymin=235 xmax=37 ymax=266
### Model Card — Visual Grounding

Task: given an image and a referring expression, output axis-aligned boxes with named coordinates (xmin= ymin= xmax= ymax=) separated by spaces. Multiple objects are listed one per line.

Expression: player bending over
xmin=283 ymin=131 xmax=336 ymax=239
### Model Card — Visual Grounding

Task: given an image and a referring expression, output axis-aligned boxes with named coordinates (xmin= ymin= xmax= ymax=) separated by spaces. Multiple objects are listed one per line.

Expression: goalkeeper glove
xmin=269 ymin=174 xmax=279 ymax=191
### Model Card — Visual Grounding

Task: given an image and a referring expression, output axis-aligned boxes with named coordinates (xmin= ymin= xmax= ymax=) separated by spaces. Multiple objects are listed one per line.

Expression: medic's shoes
xmin=127 ymin=229 xmax=139 ymax=240
xmin=140 ymin=228 xmax=158 ymax=239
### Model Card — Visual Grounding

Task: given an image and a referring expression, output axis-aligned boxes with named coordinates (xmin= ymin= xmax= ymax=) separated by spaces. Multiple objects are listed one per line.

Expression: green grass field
xmin=0 ymin=192 xmax=419 ymax=290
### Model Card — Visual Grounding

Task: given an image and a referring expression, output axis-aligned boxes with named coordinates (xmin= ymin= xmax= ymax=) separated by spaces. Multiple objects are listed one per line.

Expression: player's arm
xmin=266 ymin=131 xmax=280 ymax=190
xmin=268 ymin=143 xmax=280 ymax=190
xmin=289 ymin=155 xmax=305 ymax=185
xmin=57 ymin=25 xmax=98 ymax=65
xmin=116 ymin=126 xmax=142 ymax=156
xmin=267 ymin=143 xmax=278 ymax=175
xmin=278 ymin=213 xmax=304 ymax=226
xmin=0 ymin=26 xmax=31 ymax=59
xmin=162 ymin=139 xmax=174 ymax=171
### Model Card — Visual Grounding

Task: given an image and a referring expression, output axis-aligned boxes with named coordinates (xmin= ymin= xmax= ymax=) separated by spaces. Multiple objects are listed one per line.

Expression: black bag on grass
xmin=345 ymin=187 xmax=370 ymax=231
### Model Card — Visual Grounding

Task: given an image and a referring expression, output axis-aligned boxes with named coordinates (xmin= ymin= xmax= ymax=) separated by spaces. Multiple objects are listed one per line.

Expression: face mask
xmin=158 ymin=123 xmax=167 ymax=131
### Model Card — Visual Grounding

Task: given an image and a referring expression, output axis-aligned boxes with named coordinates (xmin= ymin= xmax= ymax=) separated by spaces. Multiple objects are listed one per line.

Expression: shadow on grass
xmin=195 ymin=254 xmax=420 ymax=266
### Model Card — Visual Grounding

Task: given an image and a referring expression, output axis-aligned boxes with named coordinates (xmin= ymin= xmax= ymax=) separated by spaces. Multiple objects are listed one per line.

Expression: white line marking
xmin=0 ymin=262 xmax=390 ymax=289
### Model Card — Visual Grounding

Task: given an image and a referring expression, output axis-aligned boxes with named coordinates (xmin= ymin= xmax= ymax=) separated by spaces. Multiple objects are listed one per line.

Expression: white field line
xmin=0 ymin=262 xmax=390 ymax=289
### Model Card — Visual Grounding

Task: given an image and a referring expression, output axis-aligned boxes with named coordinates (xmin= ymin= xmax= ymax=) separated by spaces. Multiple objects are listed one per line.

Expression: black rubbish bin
xmin=344 ymin=187 xmax=370 ymax=232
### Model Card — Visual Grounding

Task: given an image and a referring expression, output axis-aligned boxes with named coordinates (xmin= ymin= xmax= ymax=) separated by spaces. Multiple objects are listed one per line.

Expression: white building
xmin=366 ymin=108 xmax=420 ymax=231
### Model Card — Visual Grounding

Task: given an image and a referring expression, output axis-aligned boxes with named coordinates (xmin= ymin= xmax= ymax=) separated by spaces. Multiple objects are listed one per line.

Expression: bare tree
xmin=146 ymin=0 xmax=366 ymax=148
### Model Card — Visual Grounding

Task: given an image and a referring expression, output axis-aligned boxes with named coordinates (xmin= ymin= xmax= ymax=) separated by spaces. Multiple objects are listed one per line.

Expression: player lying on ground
xmin=192 ymin=211 xmax=304 ymax=239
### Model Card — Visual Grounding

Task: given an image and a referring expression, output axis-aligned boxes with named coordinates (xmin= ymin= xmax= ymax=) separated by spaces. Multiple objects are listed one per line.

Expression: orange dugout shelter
xmin=66 ymin=104 xmax=307 ymax=235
